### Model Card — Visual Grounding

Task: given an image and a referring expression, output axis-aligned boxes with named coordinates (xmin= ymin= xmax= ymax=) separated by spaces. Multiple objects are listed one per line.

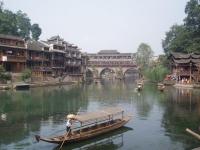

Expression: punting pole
xmin=186 ymin=128 xmax=200 ymax=141
xmin=59 ymin=131 xmax=70 ymax=150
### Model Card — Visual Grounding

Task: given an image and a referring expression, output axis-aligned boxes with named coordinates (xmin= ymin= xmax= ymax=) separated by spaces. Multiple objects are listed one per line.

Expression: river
xmin=0 ymin=80 xmax=200 ymax=150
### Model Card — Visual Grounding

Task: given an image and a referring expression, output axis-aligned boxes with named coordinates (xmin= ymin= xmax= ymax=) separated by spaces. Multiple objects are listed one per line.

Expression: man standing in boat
xmin=66 ymin=114 xmax=75 ymax=135
xmin=66 ymin=119 xmax=72 ymax=133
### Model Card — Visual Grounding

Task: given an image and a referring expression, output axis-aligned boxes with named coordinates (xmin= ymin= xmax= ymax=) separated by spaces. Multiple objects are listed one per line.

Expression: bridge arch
xmin=99 ymin=68 xmax=115 ymax=79
xmin=123 ymin=67 xmax=139 ymax=79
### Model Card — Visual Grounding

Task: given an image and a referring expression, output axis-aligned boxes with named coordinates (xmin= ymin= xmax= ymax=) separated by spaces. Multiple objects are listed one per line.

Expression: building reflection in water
xmin=166 ymin=87 xmax=200 ymax=113
xmin=161 ymin=87 xmax=200 ymax=150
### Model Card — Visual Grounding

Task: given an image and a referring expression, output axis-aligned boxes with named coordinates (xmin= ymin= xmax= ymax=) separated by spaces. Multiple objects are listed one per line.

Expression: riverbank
xmin=30 ymin=81 xmax=77 ymax=88
xmin=174 ymin=83 xmax=200 ymax=89
xmin=0 ymin=81 xmax=77 ymax=90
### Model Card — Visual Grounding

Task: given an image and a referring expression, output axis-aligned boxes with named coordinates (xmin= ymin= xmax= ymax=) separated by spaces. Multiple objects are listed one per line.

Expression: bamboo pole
xmin=59 ymin=131 xmax=70 ymax=150
xmin=186 ymin=128 xmax=200 ymax=141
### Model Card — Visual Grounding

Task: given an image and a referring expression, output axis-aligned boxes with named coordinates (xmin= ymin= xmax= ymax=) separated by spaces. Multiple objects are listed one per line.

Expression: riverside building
xmin=0 ymin=34 xmax=86 ymax=81
xmin=169 ymin=52 xmax=200 ymax=83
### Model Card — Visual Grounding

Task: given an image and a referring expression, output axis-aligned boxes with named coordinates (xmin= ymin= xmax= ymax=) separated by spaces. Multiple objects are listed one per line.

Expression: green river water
xmin=0 ymin=79 xmax=200 ymax=150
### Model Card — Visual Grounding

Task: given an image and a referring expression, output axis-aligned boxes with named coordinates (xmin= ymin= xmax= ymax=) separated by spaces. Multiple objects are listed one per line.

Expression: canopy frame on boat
xmin=72 ymin=107 xmax=124 ymax=123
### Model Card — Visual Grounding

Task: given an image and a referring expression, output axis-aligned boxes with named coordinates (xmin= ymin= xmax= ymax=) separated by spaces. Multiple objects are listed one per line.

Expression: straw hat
xmin=67 ymin=114 xmax=75 ymax=119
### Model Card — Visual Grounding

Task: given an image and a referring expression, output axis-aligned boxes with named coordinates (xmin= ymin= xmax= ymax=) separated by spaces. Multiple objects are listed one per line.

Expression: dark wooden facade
xmin=0 ymin=34 xmax=26 ymax=73
xmin=0 ymin=34 xmax=85 ymax=79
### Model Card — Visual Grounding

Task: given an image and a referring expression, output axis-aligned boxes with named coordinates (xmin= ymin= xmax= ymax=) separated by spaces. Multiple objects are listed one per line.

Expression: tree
xmin=0 ymin=1 xmax=3 ymax=12
xmin=31 ymin=23 xmax=42 ymax=41
xmin=15 ymin=10 xmax=31 ymax=39
xmin=185 ymin=0 xmax=200 ymax=33
xmin=0 ymin=2 xmax=41 ymax=39
xmin=162 ymin=25 xmax=192 ymax=54
xmin=136 ymin=43 xmax=154 ymax=69
xmin=144 ymin=64 xmax=169 ymax=83
xmin=0 ymin=9 xmax=18 ymax=36
xmin=162 ymin=0 xmax=200 ymax=54
xmin=158 ymin=55 xmax=169 ymax=68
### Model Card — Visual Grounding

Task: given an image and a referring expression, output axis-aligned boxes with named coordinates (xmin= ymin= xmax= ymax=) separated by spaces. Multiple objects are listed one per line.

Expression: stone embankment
xmin=0 ymin=74 xmax=83 ymax=90
xmin=0 ymin=81 xmax=78 ymax=90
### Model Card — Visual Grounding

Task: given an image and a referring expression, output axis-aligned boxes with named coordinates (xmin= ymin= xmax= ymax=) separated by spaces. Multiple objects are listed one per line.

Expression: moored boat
xmin=137 ymin=83 xmax=143 ymax=91
xmin=136 ymin=80 xmax=144 ymax=91
xmin=157 ymin=83 xmax=165 ymax=91
xmin=35 ymin=107 xmax=131 ymax=145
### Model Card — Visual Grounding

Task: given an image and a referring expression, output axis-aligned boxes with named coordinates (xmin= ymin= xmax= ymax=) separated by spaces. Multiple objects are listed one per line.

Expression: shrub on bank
xmin=0 ymin=65 xmax=12 ymax=83
xmin=21 ymin=69 xmax=32 ymax=82
xmin=144 ymin=65 xmax=169 ymax=83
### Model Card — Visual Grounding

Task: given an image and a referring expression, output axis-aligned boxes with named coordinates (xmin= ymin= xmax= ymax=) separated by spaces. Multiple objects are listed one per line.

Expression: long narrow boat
xmin=157 ymin=83 xmax=165 ymax=91
xmin=136 ymin=81 xmax=144 ymax=91
xmin=35 ymin=107 xmax=131 ymax=145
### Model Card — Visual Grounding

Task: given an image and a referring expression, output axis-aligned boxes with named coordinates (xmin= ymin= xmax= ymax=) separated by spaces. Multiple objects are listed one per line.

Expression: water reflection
xmin=161 ymin=87 xmax=200 ymax=149
xmin=58 ymin=126 xmax=133 ymax=150
xmin=0 ymin=85 xmax=89 ymax=147
xmin=1 ymin=81 xmax=200 ymax=149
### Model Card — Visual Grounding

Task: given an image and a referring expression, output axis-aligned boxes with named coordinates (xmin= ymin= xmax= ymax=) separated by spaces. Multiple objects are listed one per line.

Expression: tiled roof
xmin=170 ymin=52 xmax=190 ymax=59
xmin=48 ymin=35 xmax=61 ymax=41
xmin=0 ymin=34 xmax=24 ymax=41
xmin=98 ymin=50 xmax=120 ymax=54
xmin=170 ymin=52 xmax=200 ymax=59
xmin=27 ymin=40 xmax=49 ymax=51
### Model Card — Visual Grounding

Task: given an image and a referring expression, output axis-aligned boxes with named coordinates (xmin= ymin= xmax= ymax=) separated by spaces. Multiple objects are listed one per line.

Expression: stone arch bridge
xmin=86 ymin=66 xmax=139 ymax=79
xmin=86 ymin=50 xmax=139 ymax=79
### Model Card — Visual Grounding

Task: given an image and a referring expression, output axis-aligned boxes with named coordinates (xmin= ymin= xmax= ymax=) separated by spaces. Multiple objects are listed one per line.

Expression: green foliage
xmin=31 ymin=24 xmax=42 ymax=41
xmin=0 ymin=1 xmax=42 ymax=39
xmin=163 ymin=0 xmax=200 ymax=54
xmin=15 ymin=10 xmax=31 ymax=39
xmin=136 ymin=43 xmax=154 ymax=68
xmin=136 ymin=43 xmax=154 ymax=76
xmin=0 ymin=65 xmax=11 ymax=82
xmin=158 ymin=55 xmax=169 ymax=68
xmin=185 ymin=0 xmax=200 ymax=33
xmin=21 ymin=69 xmax=31 ymax=82
xmin=144 ymin=64 xmax=169 ymax=83
xmin=162 ymin=25 xmax=192 ymax=54
xmin=0 ymin=1 xmax=3 ymax=12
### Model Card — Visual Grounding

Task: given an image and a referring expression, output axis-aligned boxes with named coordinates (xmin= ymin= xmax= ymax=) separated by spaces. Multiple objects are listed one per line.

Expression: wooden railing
xmin=28 ymin=56 xmax=50 ymax=61
xmin=1 ymin=55 xmax=26 ymax=62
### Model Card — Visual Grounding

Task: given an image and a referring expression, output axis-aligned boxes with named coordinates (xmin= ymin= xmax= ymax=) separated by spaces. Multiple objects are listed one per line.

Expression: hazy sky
xmin=4 ymin=0 xmax=188 ymax=55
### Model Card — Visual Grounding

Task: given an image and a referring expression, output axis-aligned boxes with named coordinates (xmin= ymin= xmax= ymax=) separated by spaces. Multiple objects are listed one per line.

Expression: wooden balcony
xmin=31 ymin=66 xmax=52 ymax=72
xmin=28 ymin=56 xmax=50 ymax=62
xmin=0 ymin=55 xmax=26 ymax=62
xmin=52 ymin=56 xmax=65 ymax=60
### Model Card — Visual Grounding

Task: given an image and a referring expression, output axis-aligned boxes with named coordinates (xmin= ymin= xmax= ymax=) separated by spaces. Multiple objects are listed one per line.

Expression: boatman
xmin=66 ymin=114 xmax=75 ymax=135
xmin=66 ymin=119 xmax=72 ymax=133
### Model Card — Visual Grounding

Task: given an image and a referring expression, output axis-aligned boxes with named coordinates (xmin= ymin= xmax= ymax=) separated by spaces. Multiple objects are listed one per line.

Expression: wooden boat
xmin=35 ymin=107 xmax=131 ymax=145
xmin=56 ymin=126 xmax=133 ymax=150
xmin=157 ymin=83 xmax=165 ymax=91
xmin=136 ymin=81 xmax=143 ymax=91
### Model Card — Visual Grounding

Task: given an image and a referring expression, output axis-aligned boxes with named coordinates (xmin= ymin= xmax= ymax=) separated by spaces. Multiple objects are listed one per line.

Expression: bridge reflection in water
xmin=57 ymin=126 xmax=133 ymax=150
